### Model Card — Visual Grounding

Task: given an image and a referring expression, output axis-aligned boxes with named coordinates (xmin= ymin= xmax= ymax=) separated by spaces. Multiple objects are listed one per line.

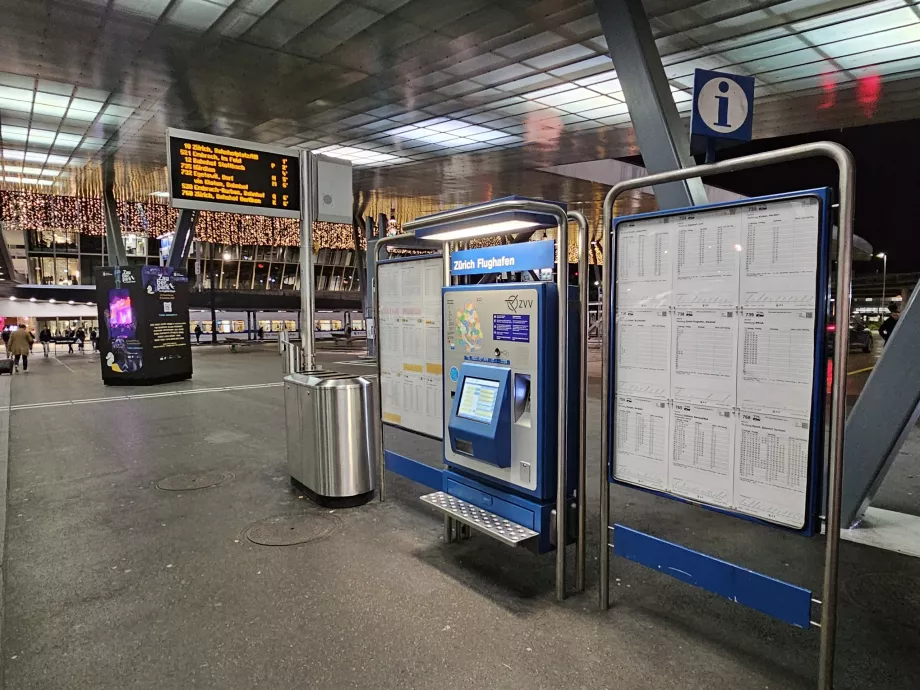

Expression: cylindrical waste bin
xmin=284 ymin=372 xmax=379 ymax=507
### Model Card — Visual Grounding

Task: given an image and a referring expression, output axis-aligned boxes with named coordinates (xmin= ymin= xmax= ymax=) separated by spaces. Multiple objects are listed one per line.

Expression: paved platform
xmin=1 ymin=348 xmax=918 ymax=689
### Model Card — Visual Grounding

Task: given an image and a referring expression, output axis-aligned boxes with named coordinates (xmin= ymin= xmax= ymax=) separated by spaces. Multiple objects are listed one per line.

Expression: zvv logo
xmin=505 ymin=295 xmax=533 ymax=313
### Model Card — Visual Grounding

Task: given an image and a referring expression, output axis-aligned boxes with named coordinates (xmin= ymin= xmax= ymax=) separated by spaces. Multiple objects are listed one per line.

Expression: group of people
xmin=1 ymin=324 xmax=98 ymax=373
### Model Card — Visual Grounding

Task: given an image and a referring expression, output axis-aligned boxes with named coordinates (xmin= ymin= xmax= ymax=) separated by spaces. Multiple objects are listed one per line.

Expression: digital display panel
xmin=167 ymin=128 xmax=301 ymax=219
xmin=457 ymin=377 xmax=500 ymax=424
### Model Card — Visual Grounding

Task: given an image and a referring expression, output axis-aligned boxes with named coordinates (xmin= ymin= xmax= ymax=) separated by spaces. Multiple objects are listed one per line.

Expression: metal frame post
xmin=568 ymin=210 xmax=589 ymax=594
xmin=167 ymin=209 xmax=199 ymax=269
xmin=300 ymin=150 xmax=318 ymax=371
xmin=599 ymin=142 xmax=854 ymax=690
xmin=102 ymin=157 xmax=127 ymax=266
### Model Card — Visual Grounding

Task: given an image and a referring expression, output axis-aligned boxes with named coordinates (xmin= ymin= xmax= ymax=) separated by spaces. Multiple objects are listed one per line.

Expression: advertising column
xmin=95 ymin=265 xmax=192 ymax=385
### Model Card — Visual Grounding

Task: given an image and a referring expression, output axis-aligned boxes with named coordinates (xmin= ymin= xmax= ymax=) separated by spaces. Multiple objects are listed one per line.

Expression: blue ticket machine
xmin=442 ymin=283 xmax=579 ymax=551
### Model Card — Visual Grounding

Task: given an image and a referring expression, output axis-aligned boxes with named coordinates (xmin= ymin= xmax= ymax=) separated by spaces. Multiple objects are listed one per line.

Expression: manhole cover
xmin=243 ymin=513 xmax=339 ymax=546
xmin=156 ymin=471 xmax=234 ymax=491
xmin=842 ymin=572 xmax=920 ymax=625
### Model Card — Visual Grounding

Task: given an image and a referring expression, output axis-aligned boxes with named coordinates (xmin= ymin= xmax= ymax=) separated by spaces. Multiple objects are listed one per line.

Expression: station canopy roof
xmin=0 ymin=0 xmax=917 ymax=212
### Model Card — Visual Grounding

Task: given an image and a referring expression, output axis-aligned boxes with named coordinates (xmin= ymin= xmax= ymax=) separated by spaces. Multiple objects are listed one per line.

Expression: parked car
xmin=826 ymin=318 xmax=873 ymax=353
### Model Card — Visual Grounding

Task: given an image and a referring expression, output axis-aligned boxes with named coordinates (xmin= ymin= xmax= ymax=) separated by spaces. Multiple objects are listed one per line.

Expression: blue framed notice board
xmin=607 ymin=189 xmax=831 ymax=536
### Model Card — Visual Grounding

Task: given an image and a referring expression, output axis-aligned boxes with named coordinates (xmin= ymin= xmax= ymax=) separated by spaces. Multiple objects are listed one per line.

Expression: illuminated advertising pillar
xmin=95 ymin=265 xmax=193 ymax=385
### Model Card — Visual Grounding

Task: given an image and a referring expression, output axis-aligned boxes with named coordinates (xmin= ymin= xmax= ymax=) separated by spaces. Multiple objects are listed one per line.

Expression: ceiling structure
xmin=0 ymin=0 xmax=918 ymax=222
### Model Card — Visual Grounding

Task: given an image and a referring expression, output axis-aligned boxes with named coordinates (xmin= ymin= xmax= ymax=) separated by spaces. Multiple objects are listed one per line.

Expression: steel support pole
xmin=593 ymin=0 xmax=707 ymax=209
xmin=300 ymin=151 xmax=318 ymax=371
xmin=598 ymin=142 xmax=854 ymax=690
xmin=102 ymin=158 xmax=127 ymax=266
xmin=568 ymin=211 xmax=589 ymax=593
xmin=167 ymin=209 xmax=199 ymax=269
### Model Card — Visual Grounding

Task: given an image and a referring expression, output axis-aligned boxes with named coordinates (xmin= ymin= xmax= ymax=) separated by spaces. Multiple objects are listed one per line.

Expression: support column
xmin=300 ymin=151 xmax=318 ymax=371
xmin=167 ymin=209 xmax=199 ymax=269
xmin=594 ymin=0 xmax=707 ymax=209
xmin=364 ymin=215 xmax=378 ymax=358
xmin=102 ymin=157 xmax=127 ymax=265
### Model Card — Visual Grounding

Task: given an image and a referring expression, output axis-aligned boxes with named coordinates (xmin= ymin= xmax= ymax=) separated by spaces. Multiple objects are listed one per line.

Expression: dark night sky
xmin=626 ymin=119 xmax=920 ymax=274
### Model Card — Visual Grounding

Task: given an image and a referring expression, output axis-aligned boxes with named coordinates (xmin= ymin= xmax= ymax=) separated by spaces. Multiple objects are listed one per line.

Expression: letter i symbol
xmin=715 ymin=81 xmax=730 ymax=127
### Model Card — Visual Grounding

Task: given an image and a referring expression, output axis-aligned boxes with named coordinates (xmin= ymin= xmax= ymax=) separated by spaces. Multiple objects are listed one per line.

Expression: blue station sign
xmin=450 ymin=239 xmax=555 ymax=276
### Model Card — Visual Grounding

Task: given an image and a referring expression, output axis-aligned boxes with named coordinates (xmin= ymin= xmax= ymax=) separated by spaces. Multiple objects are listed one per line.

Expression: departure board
xmin=166 ymin=128 xmax=301 ymax=219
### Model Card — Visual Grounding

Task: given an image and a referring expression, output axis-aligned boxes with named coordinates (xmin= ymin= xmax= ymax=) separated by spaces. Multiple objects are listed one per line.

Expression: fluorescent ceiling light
xmin=382 ymin=118 xmax=509 ymax=150
xmin=3 ymin=176 xmax=53 ymax=186
xmin=150 ymin=191 xmax=170 ymax=198
xmin=417 ymin=219 xmax=541 ymax=241
xmin=2 ymin=166 xmax=60 ymax=177
xmin=312 ymin=145 xmax=404 ymax=166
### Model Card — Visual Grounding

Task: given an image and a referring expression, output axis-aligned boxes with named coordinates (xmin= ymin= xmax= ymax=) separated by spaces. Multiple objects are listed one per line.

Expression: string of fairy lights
xmin=0 ymin=191 xmax=360 ymax=249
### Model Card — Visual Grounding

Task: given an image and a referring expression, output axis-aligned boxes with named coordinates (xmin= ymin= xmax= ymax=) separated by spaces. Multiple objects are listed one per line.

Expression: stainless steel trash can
xmin=284 ymin=371 xmax=379 ymax=507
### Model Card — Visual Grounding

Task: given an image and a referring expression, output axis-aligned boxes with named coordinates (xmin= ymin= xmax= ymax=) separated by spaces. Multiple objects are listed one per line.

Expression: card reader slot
xmin=513 ymin=373 xmax=531 ymax=427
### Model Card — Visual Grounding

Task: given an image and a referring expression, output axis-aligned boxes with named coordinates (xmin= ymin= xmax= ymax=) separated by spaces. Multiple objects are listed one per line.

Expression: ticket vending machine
xmin=440 ymin=283 xmax=579 ymax=552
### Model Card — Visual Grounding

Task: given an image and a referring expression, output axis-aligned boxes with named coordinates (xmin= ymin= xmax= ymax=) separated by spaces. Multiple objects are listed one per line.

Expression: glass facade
xmin=24 ymin=230 xmax=361 ymax=293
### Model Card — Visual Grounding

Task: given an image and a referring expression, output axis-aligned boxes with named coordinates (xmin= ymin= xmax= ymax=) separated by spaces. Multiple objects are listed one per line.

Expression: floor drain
xmin=243 ymin=513 xmax=339 ymax=546
xmin=156 ymin=471 xmax=234 ymax=491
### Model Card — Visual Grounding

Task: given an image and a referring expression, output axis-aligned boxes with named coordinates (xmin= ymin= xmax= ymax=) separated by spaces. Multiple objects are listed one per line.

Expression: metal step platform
xmin=420 ymin=491 xmax=538 ymax=546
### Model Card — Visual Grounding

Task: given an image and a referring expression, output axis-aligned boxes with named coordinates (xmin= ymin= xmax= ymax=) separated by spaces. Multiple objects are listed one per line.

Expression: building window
xmin=267 ymin=263 xmax=283 ymax=289
xmin=253 ymin=262 xmax=269 ymax=289
xmin=237 ymin=262 xmax=254 ymax=290
xmin=80 ymin=234 xmax=104 ymax=254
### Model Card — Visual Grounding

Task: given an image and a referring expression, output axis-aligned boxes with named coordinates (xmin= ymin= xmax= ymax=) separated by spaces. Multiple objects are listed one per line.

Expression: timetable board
xmin=378 ymin=256 xmax=444 ymax=439
xmin=166 ymin=128 xmax=301 ymax=219
xmin=609 ymin=191 xmax=829 ymax=531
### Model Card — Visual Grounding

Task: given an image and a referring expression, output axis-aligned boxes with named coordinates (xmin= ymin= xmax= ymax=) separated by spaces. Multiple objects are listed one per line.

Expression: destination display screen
xmin=457 ymin=377 xmax=500 ymax=424
xmin=167 ymin=129 xmax=301 ymax=219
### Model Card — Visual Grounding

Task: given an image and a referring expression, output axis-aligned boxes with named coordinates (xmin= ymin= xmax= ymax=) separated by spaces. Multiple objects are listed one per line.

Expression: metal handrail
xmin=598 ymin=141 xmax=854 ymax=690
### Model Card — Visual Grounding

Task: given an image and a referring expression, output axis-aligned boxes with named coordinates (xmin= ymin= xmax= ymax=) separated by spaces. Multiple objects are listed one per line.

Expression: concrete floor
xmin=2 ymin=346 xmax=919 ymax=689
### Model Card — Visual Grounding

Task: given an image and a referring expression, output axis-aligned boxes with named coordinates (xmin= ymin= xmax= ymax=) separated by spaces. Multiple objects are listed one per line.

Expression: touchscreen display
xmin=457 ymin=377 xmax=500 ymax=424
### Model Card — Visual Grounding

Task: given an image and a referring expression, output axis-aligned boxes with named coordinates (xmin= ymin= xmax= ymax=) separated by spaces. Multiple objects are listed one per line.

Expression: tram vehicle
xmin=188 ymin=309 xmax=365 ymax=341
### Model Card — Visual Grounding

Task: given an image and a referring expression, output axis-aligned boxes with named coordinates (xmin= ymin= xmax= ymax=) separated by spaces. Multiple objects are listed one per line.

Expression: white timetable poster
xmin=614 ymin=396 xmax=669 ymax=490
xmin=612 ymin=194 xmax=824 ymax=528
xmin=378 ymin=258 xmax=444 ymax=438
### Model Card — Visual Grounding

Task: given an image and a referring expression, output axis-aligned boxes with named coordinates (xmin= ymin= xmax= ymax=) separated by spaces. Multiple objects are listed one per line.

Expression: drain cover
xmin=244 ymin=513 xmax=339 ymax=546
xmin=156 ymin=471 xmax=234 ymax=491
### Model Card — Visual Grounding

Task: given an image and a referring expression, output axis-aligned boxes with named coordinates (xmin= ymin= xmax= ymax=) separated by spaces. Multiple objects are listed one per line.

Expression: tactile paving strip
xmin=420 ymin=491 xmax=538 ymax=546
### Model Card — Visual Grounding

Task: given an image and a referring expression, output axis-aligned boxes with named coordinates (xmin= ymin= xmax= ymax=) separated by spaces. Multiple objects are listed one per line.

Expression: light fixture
xmin=150 ymin=191 xmax=170 ymax=198
xmin=876 ymin=252 xmax=886 ymax=258
xmin=68 ymin=299 xmax=74 ymax=305
xmin=9 ymin=296 xmax=15 ymax=301
xmin=415 ymin=219 xmax=542 ymax=242
xmin=29 ymin=297 xmax=36 ymax=302
xmin=222 ymin=251 xmax=232 ymax=261
xmin=49 ymin=298 xmax=56 ymax=303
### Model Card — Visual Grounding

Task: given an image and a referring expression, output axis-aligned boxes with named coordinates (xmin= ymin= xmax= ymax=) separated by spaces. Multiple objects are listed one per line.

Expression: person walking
xmin=257 ymin=325 xmax=264 ymax=341
xmin=90 ymin=327 xmax=98 ymax=352
xmin=76 ymin=326 xmax=86 ymax=354
xmin=8 ymin=324 xmax=34 ymax=373
xmin=879 ymin=303 xmax=900 ymax=344
xmin=39 ymin=326 xmax=52 ymax=357
xmin=1 ymin=328 xmax=10 ymax=357
xmin=194 ymin=323 xmax=203 ymax=344
xmin=65 ymin=327 xmax=74 ymax=354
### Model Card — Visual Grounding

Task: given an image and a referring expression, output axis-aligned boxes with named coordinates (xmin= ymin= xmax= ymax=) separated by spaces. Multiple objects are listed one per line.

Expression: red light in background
xmin=857 ymin=72 xmax=881 ymax=118
xmin=818 ymin=73 xmax=836 ymax=110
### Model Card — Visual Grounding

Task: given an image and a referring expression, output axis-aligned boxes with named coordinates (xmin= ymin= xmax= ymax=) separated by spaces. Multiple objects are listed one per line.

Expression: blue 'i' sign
xmin=715 ymin=81 xmax=731 ymax=127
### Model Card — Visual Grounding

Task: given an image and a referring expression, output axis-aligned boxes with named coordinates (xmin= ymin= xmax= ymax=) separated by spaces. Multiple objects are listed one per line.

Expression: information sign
xmin=166 ymin=128 xmax=301 ymax=219
xmin=378 ymin=256 xmax=444 ymax=439
xmin=609 ymin=192 xmax=830 ymax=531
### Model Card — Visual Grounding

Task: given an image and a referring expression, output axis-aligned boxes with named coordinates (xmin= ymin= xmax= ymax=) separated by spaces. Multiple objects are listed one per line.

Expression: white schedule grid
xmin=378 ymin=258 xmax=444 ymax=439
xmin=672 ymin=309 xmax=737 ymax=406
xmin=614 ymin=396 xmax=670 ymax=491
xmin=616 ymin=219 xmax=673 ymax=307
xmin=612 ymin=193 xmax=825 ymax=528
xmin=615 ymin=310 xmax=671 ymax=399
